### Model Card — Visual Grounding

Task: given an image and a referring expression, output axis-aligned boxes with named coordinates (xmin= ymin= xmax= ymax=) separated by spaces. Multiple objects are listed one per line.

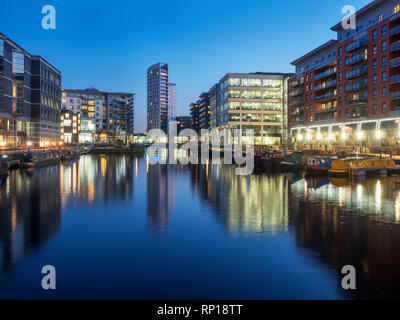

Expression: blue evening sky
xmin=1 ymin=0 xmax=370 ymax=132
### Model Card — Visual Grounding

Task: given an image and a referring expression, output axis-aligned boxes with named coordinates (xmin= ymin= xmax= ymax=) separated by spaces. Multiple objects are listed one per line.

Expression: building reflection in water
xmin=290 ymin=176 xmax=400 ymax=299
xmin=0 ymin=154 xmax=135 ymax=276
xmin=0 ymin=166 xmax=61 ymax=274
xmin=59 ymin=155 xmax=135 ymax=208
xmin=189 ymin=165 xmax=400 ymax=298
xmin=146 ymin=153 xmax=177 ymax=234
xmin=190 ymin=164 xmax=290 ymax=235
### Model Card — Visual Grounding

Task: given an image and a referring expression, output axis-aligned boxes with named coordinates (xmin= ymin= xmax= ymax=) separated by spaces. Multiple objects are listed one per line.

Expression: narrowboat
xmin=278 ymin=153 xmax=303 ymax=172
xmin=61 ymin=150 xmax=80 ymax=161
xmin=21 ymin=151 xmax=61 ymax=169
xmin=0 ymin=158 xmax=8 ymax=179
xmin=306 ymin=157 xmax=334 ymax=175
xmin=255 ymin=151 xmax=284 ymax=172
xmin=329 ymin=158 xmax=396 ymax=177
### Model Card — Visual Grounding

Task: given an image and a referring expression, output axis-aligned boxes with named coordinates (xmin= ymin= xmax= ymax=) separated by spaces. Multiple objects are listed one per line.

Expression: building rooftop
xmin=290 ymin=39 xmax=338 ymax=66
xmin=331 ymin=0 xmax=387 ymax=31
xmin=31 ymin=55 xmax=61 ymax=74
xmin=0 ymin=32 xmax=31 ymax=55
xmin=63 ymin=88 xmax=135 ymax=96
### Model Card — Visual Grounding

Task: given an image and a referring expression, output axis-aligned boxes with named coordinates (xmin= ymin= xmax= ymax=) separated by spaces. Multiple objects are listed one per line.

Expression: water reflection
xmin=0 ymin=166 xmax=61 ymax=274
xmin=1 ymin=155 xmax=400 ymax=298
xmin=0 ymin=155 xmax=135 ymax=277
xmin=289 ymin=177 xmax=400 ymax=299
xmin=188 ymin=168 xmax=400 ymax=298
xmin=59 ymin=155 xmax=135 ymax=207
xmin=190 ymin=165 xmax=289 ymax=235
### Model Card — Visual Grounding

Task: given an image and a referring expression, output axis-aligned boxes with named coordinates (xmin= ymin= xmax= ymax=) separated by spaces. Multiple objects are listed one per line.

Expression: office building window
xmin=382 ymin=56 xmax=387 ymax=67
xmin=382 ymin=87 xmax=386 ymax=98
xmin=373 ymin=74 xmax=377 ymax=84
xmin=382 ymin=103 xmax=387 ymax=113
xmin=373 ymin=89 xmax=377 ymax=99
xmin=373 ymin=29 xmax=377 ymax=40
xmin=382 ymin=71 xmax=387 ymax=82
xmin=382 ymin=40 xmax=387 ymax=51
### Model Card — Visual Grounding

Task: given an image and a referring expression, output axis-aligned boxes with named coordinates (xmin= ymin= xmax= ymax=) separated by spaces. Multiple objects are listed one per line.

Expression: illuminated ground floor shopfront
xmin=214 ymin=123 xmax=283 ymax=146
xmin=0 ymin=117 xmax=32 ymax=147
xmin=290 ymin=118 xmax=400 ymax=151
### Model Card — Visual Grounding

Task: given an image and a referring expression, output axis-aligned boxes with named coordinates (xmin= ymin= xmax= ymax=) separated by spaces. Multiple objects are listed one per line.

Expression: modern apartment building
xmin=209 ymin=73 xmax=292 ymax=145
xmin=189 ymin=102 xmax=200 ymax=133
xmin=174 ymin=116 xmax=192 ymax=134
xmin=62 ymin=88 xmax=135 ymax=143
xmin=60 ymin=109 xmax=80 ymax=144
xmin=0 ymin=33 xmax=61 ymax=148
xmin=31 ymin=56 xmax=62 ymax=146
xmin=0 ymin=33 xmax=32 ymax=147
xmin=168 ymin=83 xmax=176 ymax=124
xmin=289 ymin=0 xmax=400 ymax=150
xmin=147 ymin=63 xmax=169 ymax=132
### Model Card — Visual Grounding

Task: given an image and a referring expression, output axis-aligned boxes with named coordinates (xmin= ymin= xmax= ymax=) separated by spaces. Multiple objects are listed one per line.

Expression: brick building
xmin=289 ymin=0 xmax=400 ymax=151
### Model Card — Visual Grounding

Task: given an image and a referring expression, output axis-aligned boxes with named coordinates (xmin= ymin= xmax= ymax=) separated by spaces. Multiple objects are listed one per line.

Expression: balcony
xmin=390 ymin=24 xmax=400 ymax=37
xmin=390 ymin=74 xmax=400 ymax=84
xmin=346 ymin=96 xmax=367 ymax=106
xmin=346 ymin=68 xmax=367 ymax=80
xmin=314 ymin=80 xmax=337 ymax=92
xmin=314 ymin=68 xmax=337 ymax=81
xmin=346 ymin=82 xmax=367 ymax=93
xmin=346 ymin=38 xmax=367 ymax=53
xmin=315 ymin=92 xmax=337 ymax=102
xmin=390 ymin=91 xmax=400 ymax=100
xmin=390 ymin=41 xmax=400 ymax=52
xmin=314 ymin=107 xmax=336 ymax=114
xmin=289 ymin=79 xmax=303 ymax=88
xmin=289 ymin=88 xmax=303 ymax=97
xmin=390 ymin=57 xmax=400 ymax=68
xmin=346 ymin=53 xmax=366 ymax=66
xmin=289 ymin=98 xmax=303 ymax=108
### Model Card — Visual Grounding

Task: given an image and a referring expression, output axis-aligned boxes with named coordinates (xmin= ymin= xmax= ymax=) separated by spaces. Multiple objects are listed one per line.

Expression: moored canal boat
xmin=329 ymin=158 xmax=396 ymax=177
xmin=61 ymin=150 xmax=80 ymax=161
xmin=255 ymin=151 xmax=284 ymax=172
xmin=278 ymin=153 xmax=303 ymax=172
xmin=306 ymin=156 xmax=334 ymax=176
xmin=21 ymin=151 xmax=61 ymax=169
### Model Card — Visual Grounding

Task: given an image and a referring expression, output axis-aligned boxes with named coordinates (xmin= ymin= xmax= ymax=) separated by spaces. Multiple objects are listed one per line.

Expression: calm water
xmin=0 ymin=154 xmax=400 ymax=299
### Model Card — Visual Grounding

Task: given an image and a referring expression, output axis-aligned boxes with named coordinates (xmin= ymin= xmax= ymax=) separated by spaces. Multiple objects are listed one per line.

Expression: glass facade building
xmin=209 ymin=73 xmax=292 ymax=146
xmin=147 ymin=63 xmax=169 ymax=132
xmin=0 ymin=33 xmax=33 ymax=147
